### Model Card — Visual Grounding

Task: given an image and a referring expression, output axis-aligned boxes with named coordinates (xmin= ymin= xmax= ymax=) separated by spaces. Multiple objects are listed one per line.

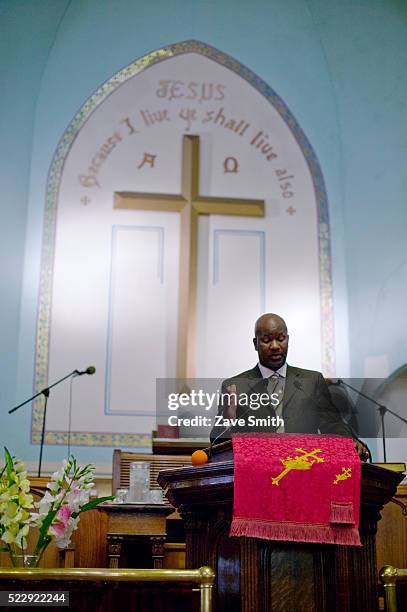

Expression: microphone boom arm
xmin=9 ymin=370 xmax=78 ymax=414
xmin=9 ymin=366 xmax=96 ymax=477
xmin=336 ymin=379 xmax=407 ymax=462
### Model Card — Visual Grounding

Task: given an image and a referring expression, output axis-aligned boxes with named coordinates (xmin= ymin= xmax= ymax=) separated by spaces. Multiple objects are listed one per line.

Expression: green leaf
xmin=36 ymin=534 xmax=52 ymax=560
xmin=34 ymin=509 xmax=57 ymax=556
xmin=76 ymin=464 xmax=93 ymax=479
xmin=0 ymin=546 xmax=10 ymax=553
xmin=71 ymin=496 xmax=114 ymax=517
xmin=4 ymin=448 xmax=14 ymax=478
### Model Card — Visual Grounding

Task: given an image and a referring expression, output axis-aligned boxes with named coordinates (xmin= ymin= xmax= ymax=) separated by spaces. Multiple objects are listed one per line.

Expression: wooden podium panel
xmin=158 ymin=444 xmax=403 ymax=612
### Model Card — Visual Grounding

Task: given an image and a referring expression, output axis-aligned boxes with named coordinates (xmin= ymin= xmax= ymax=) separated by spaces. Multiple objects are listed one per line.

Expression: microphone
xmin=75 ymin=366 xmax=96 ymax=376
xmin=293 ymin=379 xmax=371 ymax=460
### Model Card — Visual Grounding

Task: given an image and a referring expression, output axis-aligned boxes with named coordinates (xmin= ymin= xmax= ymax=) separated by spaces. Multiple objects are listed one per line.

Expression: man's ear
xmin=253 ymin=337 xmax=258 ymax=350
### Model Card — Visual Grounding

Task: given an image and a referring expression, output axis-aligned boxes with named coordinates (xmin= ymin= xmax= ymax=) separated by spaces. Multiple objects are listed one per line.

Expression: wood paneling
xmin=158 ymin=448 xmax=404 ymax=612
xmin=376 ymin=485 xmax=407 ymax=572
xmin=164 ymin=543 xmax=186 ymax=569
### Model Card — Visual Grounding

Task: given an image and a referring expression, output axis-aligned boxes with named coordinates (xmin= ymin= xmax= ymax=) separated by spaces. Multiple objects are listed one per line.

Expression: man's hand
xmin=354 ymin=439 xmax=370 ymax=462
xmin=224 ymin=384 xmax=237 ymax=418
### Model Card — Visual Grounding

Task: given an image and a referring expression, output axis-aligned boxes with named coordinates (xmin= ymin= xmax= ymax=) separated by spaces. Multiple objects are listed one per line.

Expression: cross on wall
xmin=114 ymin=135 xmax=265 ymax=378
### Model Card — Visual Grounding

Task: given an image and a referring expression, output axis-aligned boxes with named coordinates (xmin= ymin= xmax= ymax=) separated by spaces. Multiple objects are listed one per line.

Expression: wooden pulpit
xmin=158 ymin=441 xmax=404 ymax=612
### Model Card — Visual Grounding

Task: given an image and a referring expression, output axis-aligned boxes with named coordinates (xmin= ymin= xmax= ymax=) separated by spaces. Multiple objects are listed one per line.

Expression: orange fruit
xmin=191 ymin=450 xmax=209 ymax=465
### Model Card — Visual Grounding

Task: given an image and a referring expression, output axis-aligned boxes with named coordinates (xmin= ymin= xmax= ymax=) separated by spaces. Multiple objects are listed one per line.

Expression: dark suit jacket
xmin=210 ymin=364 xmax=353 ymax=442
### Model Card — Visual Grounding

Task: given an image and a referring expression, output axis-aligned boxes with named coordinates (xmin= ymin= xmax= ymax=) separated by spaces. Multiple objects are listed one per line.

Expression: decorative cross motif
xmin=333 ymin=467 xmax=352 ymax=485
xmin=80 ymin=196 xmax=91 ymax=206
xmin=114 ymin=135 xmax=265 ymax=378
xmin=286 ymin=205 xmax=296 ymax=216
xmin=271 ymin=447 xmax=325 ymax=486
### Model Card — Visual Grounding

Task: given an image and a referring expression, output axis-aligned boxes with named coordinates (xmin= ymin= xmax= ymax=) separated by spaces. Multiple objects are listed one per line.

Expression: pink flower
xmin=49 ymin=521 xmax=65 ymax=539
xmin=48 ymin=505 xmax=72 ymax=539
xmin=70 ymin=481 xmax=80 ymax=495
xmin=56 ymin=505 xmax=72 ymax=527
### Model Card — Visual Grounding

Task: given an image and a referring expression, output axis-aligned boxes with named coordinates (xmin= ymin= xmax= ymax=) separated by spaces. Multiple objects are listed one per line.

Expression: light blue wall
xmin=0 ymin=0 xmax=71 ymax=451
xmin=310 ymin=1 xmax=407 ymax=377
xmin=1 ymin=0 xmax=406 ymax=465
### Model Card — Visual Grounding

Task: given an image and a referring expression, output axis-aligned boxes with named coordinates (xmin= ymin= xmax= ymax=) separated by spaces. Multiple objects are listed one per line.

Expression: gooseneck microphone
xmin=333 ymin=378 xmax=407 ymax=462
xmin=293 ymin=378 xmax=371 ymax=461
xmin=75 ymin=366 xmax=96 ymax=376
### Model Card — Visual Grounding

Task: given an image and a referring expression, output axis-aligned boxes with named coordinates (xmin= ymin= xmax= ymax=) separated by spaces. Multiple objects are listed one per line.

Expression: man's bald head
xmin=253 ymin=313 xmax=289 ymax=370
xmin=254 ymin=313 xmax=288 ymax=337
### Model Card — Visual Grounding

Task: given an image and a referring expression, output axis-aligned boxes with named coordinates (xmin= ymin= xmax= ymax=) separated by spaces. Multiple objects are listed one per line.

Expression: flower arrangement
xmin=0 ymin=448 xmax=113 ymax=566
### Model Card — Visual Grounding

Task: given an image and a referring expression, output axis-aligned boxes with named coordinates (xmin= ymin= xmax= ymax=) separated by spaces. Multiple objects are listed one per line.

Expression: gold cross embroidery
xmin=333 ymin=467 xmax=352 ymax=485
xmin=271 ymin=448 xmax=325 ymax=486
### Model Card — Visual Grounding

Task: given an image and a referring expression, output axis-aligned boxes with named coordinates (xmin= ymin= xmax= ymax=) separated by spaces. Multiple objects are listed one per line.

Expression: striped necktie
xmin=267 ymin=373 xmax=285 ymax=432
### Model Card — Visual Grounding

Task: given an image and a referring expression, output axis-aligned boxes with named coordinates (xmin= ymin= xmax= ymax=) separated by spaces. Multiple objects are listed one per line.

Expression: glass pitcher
xmin=129 ymin=461 xmax=150 ymax=502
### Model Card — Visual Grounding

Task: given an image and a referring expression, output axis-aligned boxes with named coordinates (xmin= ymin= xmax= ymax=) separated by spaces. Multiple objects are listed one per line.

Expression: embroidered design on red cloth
xmin=333 ymin=467 xmax=352 ymax=485
xmin=230 ymin=434 xmax=361 ymax=547
xmin=271 ymin=447 xmax=325 ymax=486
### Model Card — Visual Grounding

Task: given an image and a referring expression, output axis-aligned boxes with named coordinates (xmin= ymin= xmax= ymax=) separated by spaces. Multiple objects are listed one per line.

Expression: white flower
xmin=1 ymin=522 xmax=29 ymax=549
xmin=46 ymin=481 xmax=60 ymax=492
xmin=54 ymin=516 xmax=79 ymax=549
xmin=29 ymin=512 xmax=41 ymax=525
xmin=18 ymin=491 xmax=34 ymax=508
xmin=2 ymin=449 xmax=109 ymax=563
xmin=14 ymin=523 xmax=29 ymax=549
xmin=50 ymin=459 xmax=69 ymax=483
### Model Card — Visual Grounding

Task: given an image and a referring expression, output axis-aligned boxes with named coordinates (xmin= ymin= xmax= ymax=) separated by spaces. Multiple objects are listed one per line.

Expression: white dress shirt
xmin=258 ymin=361 xmax=287 ymax=432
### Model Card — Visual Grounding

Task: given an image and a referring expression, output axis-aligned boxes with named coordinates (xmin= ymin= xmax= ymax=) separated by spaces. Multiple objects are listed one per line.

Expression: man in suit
xmin=210 ymin=313 xmax=369 ymax=458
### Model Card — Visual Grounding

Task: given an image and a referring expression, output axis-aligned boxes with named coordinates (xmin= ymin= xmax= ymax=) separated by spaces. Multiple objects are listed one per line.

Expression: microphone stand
xmin=9 ymin=370 xmax=79 ymax=477
xmin=38 ymin=388 xmax=49 ymax=479
xmin=336 ymin=379 xmax=407 ymax=462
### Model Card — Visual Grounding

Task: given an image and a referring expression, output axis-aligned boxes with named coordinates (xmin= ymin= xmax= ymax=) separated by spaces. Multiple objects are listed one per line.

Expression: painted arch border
xmin=33 ymin=39 xmax=335 ymax=448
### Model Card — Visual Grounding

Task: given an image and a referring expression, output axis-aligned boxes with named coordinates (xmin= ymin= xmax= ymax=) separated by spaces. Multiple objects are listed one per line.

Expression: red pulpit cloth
xmin=230 ymin=434 xmax=361 ymax=546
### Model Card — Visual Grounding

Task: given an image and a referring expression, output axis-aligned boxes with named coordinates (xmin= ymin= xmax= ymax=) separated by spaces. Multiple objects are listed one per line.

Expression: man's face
xmin=253 ymin=316 xmax=289 ymax=370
